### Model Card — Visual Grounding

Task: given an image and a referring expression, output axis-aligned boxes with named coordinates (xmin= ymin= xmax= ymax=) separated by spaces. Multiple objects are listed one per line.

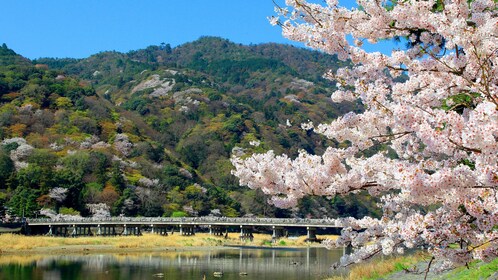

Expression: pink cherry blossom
xmin=232 ymin=0 xmax=498 ymax=270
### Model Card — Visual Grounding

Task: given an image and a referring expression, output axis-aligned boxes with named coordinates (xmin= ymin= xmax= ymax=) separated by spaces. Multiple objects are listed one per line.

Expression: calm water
xmin=0 ymin=247 xmax=346 ymax=280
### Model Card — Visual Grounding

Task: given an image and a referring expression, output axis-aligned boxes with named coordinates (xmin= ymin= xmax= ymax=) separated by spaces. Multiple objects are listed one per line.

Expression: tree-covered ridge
xmin=0 ymin=38 xmax=376 ymax=220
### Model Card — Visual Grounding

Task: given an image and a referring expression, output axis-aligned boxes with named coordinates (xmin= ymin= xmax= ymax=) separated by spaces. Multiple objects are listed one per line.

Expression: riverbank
xmin=328 ymin=252 xmax=427 ymax=280
xmin=0 ymin=233 xmax=338 ymax=255
xmin=329 ymin=252 xmax=498 ymax=280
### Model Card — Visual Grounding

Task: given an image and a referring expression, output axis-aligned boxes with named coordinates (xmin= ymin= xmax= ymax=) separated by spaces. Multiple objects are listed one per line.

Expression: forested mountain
xmin=0 ymin=37 xmax=378 ymax=219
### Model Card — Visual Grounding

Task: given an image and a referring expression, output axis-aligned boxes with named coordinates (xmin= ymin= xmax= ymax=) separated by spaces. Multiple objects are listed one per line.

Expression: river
xmin=0 ymin=247 xmax=347 ymax=280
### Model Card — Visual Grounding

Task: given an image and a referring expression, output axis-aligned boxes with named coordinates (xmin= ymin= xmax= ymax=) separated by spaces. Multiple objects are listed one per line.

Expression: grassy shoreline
xmin=328 ymin=253 xmax=498 ymax=280
xmin=328 ymin=252 xmax=428 ymax=280
xmin=0 ymin=233 xmax=338 ymax=255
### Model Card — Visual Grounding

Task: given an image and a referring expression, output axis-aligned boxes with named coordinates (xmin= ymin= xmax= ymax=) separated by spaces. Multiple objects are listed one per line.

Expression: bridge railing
xmin=27 ymin=217 xmax=343 ymax=227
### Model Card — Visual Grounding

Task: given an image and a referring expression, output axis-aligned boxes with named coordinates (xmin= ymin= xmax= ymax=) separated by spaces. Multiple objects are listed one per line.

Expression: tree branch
xmin=369 ymin=131 xmax=413 ymax=142
xmin=424 ymin=256 xmax=435 ymax=280
xmin=448 ymin=138 xmax=482 ymax=154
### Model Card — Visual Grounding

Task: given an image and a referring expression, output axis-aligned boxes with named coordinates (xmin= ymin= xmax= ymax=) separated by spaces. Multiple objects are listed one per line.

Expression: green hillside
xmin=0 ymin=38 xmax=378 ymax=219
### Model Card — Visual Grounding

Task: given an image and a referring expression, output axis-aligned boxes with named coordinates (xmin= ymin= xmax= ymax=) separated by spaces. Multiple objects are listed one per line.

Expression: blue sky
xmin=0 ymin=0 xmax=397 ymax=59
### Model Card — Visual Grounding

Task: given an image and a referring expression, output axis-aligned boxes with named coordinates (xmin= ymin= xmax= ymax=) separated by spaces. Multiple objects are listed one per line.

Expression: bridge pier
xmin=150 ymin=224 xmax=168 ymax=235
xmin=209 ymin=225 xmax=225 ymax=236
xmin=47 ymin=224 xmax=53 ymax=236
xmin=61 ymin=225 xmax=68 ymax=237
xmin=306 ymin=226 xmax=317 ymax=242
xmin=97 ymin=225 xmax=117 ymax=236
xmin=71 ymin=225 xmax=76 ymax=237
xmin=82 ymin=226 xmax=92 ymax=236
xmin=70 ymin=225 xmax=92 ymax=237
xmin=272 ymin=226 xmax=286 ymax=242
xmin=48 ymin=225 xmax=70 ymax=237
xmin=122 ymin=225 xmax=142 ymax=236
xmin=129 ymin=226 xmax=142 ymax=236
xmin=109 ymin=226 xmax=117 ymax=236
xmin=158 ymin=227 xmax=169 ymax=236
xmin=239 ymin=225 xmax=254 ymax=241
xmin=179 ymin=225 xmax=195 ymax=236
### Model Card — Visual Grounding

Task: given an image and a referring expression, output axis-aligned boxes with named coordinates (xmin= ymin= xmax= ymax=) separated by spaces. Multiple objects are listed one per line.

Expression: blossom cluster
xmin=39 ymin=208 xmax=83 ymax=221
xmin=233 ymin=0 xmax=497 ymax=269
xmin=48 ymin=187 xmax=68 ymax=203
xmin=2 ymin=137 xmax=34 ymax=170
xmin=86 ymin=203 xmax=111 ymax=218
xmin=113 ymin=133 xmax=133 ymax=157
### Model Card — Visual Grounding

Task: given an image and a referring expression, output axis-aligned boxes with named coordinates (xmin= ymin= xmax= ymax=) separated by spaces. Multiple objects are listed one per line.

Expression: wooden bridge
xmin=26 ymin=217 xmax=343 ymax=241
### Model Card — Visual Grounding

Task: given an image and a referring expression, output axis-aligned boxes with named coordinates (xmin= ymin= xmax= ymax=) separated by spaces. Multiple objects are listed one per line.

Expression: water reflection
xmin=0 ymin=247 xmax=346 ymax=280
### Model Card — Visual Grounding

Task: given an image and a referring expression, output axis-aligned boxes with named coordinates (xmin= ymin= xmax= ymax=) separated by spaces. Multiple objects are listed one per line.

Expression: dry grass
xmin=0 ymin=233 xmax=339 ymax=252
xmin=268 ymin=234 xmax=339 ymax=247
xmin=328 ymin=252 xmax=427 ymax=280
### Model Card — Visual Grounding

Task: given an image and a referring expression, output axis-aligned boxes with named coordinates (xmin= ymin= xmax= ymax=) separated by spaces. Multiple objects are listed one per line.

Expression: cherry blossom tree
xmin=2 ymin=138 xmax=33 ymax=170
xmin=39 ymin=208 xmax=83 ymax=221
xmin=86 ymin=203 xmax=111 ymax=219
xmin=113 ymin=133 xmax=133 ymax=157
xmin=232 ymin=0 xmax=497 ymax=272
xmin=48 ymin=187 xmax=68 ymax=203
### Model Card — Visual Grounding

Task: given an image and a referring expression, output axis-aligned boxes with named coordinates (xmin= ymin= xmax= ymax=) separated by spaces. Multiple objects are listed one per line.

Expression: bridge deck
xmin=27 ymin=217 xmax=342 ymax=228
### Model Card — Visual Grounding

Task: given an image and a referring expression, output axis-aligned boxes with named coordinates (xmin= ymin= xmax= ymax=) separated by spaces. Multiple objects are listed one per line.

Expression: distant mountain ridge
xmin=0 ymin=37 xmax=378 ymax=220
